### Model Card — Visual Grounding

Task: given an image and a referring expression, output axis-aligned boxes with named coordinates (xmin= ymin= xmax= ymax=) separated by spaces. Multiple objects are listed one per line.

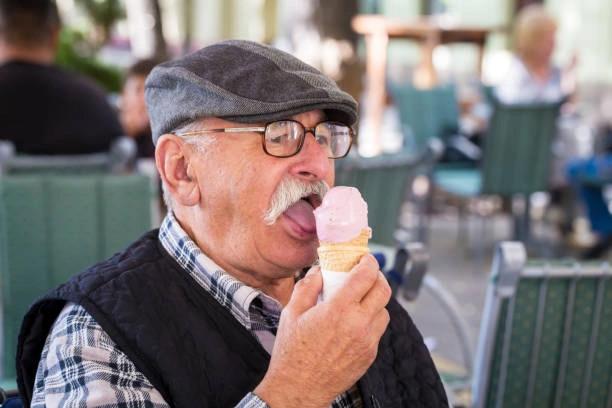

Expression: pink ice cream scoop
xmin=314 ymin=186 xmax=368 ymax=242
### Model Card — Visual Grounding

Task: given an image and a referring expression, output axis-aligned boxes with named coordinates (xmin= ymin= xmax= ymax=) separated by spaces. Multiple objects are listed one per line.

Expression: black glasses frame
xmin=174 ymin=120 xmax=354 ymax=159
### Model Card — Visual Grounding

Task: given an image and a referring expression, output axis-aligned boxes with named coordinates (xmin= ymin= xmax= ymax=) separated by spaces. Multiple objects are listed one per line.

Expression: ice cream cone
xmin=313 ymin=186 xmax=370 ymax=302
xmin=317 ymin=228 xmax=371 ymax=272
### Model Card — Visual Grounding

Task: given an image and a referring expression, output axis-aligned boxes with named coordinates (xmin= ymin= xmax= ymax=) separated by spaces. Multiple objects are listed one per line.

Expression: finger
xmin=370 ymin=308 xmax=390 ymax=340
xmin=364 ymin=309 xmax=390 ymax=359
xmin=360 ymin=272 xmax=392 ymax=313
xmin=285 ymin=266 xmax=322 ymax=316
xmin=332 ymin=254 xmax=379 ymax=304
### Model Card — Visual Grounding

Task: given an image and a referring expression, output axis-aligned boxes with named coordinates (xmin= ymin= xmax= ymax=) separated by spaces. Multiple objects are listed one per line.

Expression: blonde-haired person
xmin=494 ymin=5 xmax=582 ymax=244
xmin=447 ymin=6 xmax=576 ymax=164
xmin=496 ymin=4 xmax=576 ymax=104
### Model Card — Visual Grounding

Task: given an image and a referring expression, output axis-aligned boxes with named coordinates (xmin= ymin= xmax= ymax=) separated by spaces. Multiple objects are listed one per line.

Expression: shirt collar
xmin=158 ymin=212 xmax=281 ymax=330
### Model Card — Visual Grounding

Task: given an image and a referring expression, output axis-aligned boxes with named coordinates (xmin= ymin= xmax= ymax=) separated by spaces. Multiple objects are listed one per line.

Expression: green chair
xmin=434 ymin=100 xmax=561 ymax=241
xmin=0 ymin=138 xmax=151 ymax=381
xmin=389 ymin=82 xmax=460 ymax=153
xmin=472 ymin=242 xmax=612 ymax=408
xmin=335 ymin=142 xmax=441 ymax=246
xmin=0 ymin=174 xmax=151 ymax=380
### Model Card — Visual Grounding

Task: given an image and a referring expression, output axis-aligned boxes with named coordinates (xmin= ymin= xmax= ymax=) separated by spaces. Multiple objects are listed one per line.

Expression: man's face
xmin=187 ymin=109 xmax=335 ymax=283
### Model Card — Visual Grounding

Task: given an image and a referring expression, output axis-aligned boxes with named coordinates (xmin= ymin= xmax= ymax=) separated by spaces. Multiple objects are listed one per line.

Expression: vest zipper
xmin=370 ymin=394 xmax=382 ymax=408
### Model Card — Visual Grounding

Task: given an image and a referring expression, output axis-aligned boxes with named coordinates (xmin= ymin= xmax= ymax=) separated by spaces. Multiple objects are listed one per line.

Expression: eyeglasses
xmin=174 ymin=120 xmax=354 ymax=159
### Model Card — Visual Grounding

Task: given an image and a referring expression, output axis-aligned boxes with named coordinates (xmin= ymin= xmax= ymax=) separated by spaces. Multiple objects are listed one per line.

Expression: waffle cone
xmin=317 ymin=228 xmax=371 ymax=272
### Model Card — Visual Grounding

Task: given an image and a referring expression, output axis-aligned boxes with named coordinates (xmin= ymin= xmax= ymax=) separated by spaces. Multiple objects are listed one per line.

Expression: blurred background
xmin=51 ymin=0 xmax=612 ymax=94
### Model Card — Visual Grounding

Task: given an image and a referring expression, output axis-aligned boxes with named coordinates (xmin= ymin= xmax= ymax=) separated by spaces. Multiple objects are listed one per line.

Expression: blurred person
xmin=18 ymin=40 xmax=448 ymax=407
xmin=496 ymin=4 xmax=576 ymax=104
xmin=120 ymin=59 xmax=168 ymax=220
xmin=566 ymin=94 xmax=612 ymax=259
xmin=444 ymin=81 xmax=490 ymax=164
xmin=0 ymin=0 xmax=122 ymax=155
xmin=449 ymin=6 xmax=577 ymax=160
xmin=449 ymin=6 xmax=575 ymax=161
xmin=494 ymin=5 xmax=585 ymax=241
xmin=457 ymin=81 xmax=490 ymax=143
xmin=567 ymin=156 xmax=612 ymax=258
xmin=120 ymin=58 xmax=160 ymax=158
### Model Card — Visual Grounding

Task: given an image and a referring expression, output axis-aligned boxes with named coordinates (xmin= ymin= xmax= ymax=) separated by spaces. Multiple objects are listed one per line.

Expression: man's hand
xmin=254 ymin=254 xmax=391 ymax=408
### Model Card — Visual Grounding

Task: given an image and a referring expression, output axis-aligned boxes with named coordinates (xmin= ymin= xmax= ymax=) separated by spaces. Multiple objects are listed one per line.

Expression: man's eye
xmin=269 ymin=135 xmax=286 ymax=144
xmin=316 ymin=136 xmax=329 ymax=146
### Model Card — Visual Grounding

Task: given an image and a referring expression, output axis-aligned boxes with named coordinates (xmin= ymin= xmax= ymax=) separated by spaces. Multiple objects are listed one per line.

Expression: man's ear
xmin=155 ymin=134 xmax=200 ymax=206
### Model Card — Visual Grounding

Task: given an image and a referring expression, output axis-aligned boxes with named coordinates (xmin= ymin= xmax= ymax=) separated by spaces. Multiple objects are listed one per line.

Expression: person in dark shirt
xmin=0 ymin=0 xmax=123 ymax=155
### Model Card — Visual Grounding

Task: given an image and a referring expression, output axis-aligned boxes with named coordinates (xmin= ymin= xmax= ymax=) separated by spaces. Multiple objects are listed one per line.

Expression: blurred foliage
xmin=75 ymin=0 xmax=124 ymax=45
xmin=55 ymin=29 xmax=123 ymax=93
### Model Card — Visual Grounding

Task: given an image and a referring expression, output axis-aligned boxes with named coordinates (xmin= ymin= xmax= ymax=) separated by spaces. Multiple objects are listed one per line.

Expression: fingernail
xmin=306 ymin=266 xmax=320 ymax=276
xmin=363 ymin=253 xmax=376 ymax=264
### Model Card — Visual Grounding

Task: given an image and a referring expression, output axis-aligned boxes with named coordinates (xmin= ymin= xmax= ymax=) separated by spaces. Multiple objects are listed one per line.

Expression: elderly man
xmin=17 ymin=40 xmax=447 ymax=407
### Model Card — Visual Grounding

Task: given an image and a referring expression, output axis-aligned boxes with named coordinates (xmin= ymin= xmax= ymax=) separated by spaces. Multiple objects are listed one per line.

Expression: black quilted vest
xmin=16 ymin=230 xmax=448 ymax=407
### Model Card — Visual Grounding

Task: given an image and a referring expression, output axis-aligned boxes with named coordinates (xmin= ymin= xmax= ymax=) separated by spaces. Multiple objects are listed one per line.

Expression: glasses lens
xmin=315 ymin=122 xmax=352 ymax=158
xmin=264 ymin=121 xmax=303 ymax=157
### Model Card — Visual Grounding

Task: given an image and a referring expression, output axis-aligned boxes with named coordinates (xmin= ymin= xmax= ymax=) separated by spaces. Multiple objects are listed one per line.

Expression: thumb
xmin=286 ymin=266 xmax=322 ymax=316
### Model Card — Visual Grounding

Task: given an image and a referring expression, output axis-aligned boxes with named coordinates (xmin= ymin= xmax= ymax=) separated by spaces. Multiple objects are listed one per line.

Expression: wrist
xmin=254 ymin=376 xmax=328 ymax=408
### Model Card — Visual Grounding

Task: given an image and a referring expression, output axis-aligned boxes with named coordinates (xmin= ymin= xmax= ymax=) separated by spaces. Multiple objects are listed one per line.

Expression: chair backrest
xmin=389 ymin=82 xmax=460 ymax=152
xmin=473 ymin=242 xmax=612 ymax=408
xmin=335 ymin=149 xmax=434 ymax=246
xmin=0 ymin=137 xmax=136 ymax=175
xmin=480 ymin=101 xmax=561 ymax=195
xmin=0 ymin=173 xmax=152 ymax=379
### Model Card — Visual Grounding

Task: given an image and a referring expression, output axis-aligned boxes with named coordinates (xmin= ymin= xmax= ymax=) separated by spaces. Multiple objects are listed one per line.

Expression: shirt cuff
xmin=235 ymin=392 xmax=269 ymax=408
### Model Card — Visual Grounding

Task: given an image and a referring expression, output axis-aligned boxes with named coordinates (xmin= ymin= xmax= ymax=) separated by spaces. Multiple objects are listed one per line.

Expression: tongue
xmin=284 ymin=200 xmax=316 ymax=233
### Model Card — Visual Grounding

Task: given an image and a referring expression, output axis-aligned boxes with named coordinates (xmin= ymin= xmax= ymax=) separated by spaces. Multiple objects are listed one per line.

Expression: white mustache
xmin=263 ymin=177 xmax=329 ymax=225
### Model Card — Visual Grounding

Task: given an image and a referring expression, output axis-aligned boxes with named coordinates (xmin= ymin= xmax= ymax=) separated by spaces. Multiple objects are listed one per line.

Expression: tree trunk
xmin=313 ymin=0 xmax=358 ymax=45
xmin=182 ymin=0 xmax=194 ymax=54
xmin=149 ymin=0 xmax=168 ymax=59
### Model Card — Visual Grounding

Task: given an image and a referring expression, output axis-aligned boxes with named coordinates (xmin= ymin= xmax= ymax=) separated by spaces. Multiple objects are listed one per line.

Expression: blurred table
xmin=352 ymin=14 xmax=500 ymax=153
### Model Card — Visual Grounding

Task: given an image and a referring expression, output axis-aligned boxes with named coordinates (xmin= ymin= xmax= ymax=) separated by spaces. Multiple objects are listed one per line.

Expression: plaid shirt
xmin=32 ymin=212 xmax=362 ymax=407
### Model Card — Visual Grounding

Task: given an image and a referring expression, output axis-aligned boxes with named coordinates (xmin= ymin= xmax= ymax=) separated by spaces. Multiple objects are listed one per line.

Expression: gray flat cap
xmin=145 ymin=39 xmax=358 ymax=144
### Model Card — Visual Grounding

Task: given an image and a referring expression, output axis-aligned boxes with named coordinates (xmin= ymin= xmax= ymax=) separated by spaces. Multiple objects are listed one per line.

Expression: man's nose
xmin=289 ymin=131 xmax=332 ymax=181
